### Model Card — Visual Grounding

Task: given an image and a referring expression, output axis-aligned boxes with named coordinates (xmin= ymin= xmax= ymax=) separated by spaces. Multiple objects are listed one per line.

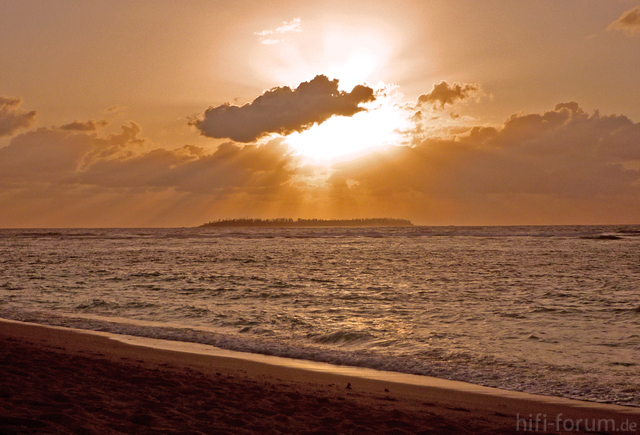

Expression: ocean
xmin=1 ymin=225 xmax=639 ymax=406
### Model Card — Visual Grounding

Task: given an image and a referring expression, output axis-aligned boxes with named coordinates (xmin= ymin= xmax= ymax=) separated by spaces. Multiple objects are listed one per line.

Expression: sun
xmin=284 ymin=85 xmax=411 ymax=162
xmin=250 ymin=18 xmax=409 ymax=161
xmin=327 ymin=52 xmax=377 ymax=92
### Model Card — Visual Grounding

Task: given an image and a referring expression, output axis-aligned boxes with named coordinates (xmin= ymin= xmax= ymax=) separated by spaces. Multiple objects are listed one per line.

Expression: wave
xmin=2 ymin=309 xmax=638 ymax=407
xmin=2 ymin=225 xmax=640 ymax=241
xmin=310 ymin=330 xmax=376 ymax=345
xmin=579 ymin=234 xmax=623 ymax=240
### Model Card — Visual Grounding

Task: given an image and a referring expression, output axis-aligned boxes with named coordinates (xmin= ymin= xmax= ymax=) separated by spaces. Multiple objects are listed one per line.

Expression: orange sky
xmin=1 ymin=0 xmax=640 ymax=227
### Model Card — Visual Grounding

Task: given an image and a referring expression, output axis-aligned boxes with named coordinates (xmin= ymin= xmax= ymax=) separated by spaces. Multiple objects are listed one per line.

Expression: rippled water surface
xmin=1 ymin=226 xmax=639 ymax=405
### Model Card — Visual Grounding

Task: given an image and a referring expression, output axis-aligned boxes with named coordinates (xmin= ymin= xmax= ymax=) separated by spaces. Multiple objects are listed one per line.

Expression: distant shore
xmin=199 ymin=218 xmax=413 ymax=228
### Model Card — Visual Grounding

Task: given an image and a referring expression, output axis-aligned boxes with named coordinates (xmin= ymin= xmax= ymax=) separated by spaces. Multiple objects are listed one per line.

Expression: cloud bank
xmin=0 ymin=123 xmax=146 ymax=186
xmin=608 ymin=6 xmax=640 ymax=34
xmin=332 ymin=102 xmax=640 ymax=200
xmin=417 ymin=81 xmax=480 ymax=110
xmin=1 ymin=100 xmax=639 ymax=226
xmin=190 ymin=75 xmax=375 ymax=142
xmin=0 ymin=123 xmax=295 ymax=195
xmin=0 ymin=96 xmax=37 ymax=137
xmin=59 ymin=119 xmax=109 ymax=131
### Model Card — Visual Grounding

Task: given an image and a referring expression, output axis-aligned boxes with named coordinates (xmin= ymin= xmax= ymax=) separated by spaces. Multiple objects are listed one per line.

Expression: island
xmin=199 ymin=218 xmax=413 ymax=228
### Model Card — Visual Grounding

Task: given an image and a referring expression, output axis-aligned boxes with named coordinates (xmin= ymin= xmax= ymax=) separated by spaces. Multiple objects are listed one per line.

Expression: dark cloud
xmin=417 ymin=81 xmax=480 ymax=110
xmin=331 ymin=102 xmax=640 ymax=204
xmin=79 ymin=139 xmax=296 ymax=195
xmin=105 ymin=105 xmax=127 ymax=113
xmin=0 ymin=122 xmax=296 ymax=195
xmin=608 ymin=6 xmax=640 ymax=34
xmin=0 ymin=97 xmax=21 ymax=106
xmin=0 ymin=129 xmax=300 ymax=227
xmin=59 ymin=119 xmax=109 ymax=131
xmin=0 ymin=122 xmax=146 ymax=186
xmin=0 ymin=96 xmax=37 ymax=137
xmin=190 ymin=75 xmax=375 ymax=142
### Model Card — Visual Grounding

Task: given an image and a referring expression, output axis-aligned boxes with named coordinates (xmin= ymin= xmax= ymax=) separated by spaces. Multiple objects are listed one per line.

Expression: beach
xmin=1 ymin=319 xmax=638 ymax=434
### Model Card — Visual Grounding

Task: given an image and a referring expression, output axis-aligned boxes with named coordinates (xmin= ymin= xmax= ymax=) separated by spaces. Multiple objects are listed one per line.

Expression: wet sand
xmin=1 ymin=319 xmax=638 ymax=434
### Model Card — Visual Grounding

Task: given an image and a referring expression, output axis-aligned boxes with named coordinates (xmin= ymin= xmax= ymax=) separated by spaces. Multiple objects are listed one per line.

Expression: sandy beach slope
xmin=1 ymin=319 xmax=638 ymax=434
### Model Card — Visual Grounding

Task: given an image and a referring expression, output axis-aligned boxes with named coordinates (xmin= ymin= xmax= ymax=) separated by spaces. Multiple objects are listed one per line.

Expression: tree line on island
xmin=199 ymin=218 xmax=413 ymax=228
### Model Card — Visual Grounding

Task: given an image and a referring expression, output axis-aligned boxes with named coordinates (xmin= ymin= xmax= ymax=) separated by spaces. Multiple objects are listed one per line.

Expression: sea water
xmin=1 ymin=226 xmax=639 ymax=406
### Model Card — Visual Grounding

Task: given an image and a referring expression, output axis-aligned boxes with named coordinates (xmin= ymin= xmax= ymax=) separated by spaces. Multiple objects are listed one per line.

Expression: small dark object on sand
xmin=346 ymin=383 xmax=352 ymax=390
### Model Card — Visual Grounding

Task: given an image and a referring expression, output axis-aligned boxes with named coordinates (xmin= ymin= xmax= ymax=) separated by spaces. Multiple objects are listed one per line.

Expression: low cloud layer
xmin=1 ymin=100 xmax=640 ymax=226
xmin=608 ymin=6 xmax=640 ymax=34
xmin=0 ymin=122 xmax=298 ymax=227
xmin=0 ymin=96 xmax=37 ymax=137
xmin=417 ymin=81 xmax=480 ymax=110
xmin=59 ymin=119 xmax=109 ymax=131
xmin=329 ymin=102 xmax=640 ymax=223
xmin=190 ymin=75 xmax=375 ymax=142
xmin=0 ymin=123 xmax=296 ymax=195
xmin=0 ymin=123 xmax=146 ymax=186
xmin=340 ymin=102 xmax=640 ymax=196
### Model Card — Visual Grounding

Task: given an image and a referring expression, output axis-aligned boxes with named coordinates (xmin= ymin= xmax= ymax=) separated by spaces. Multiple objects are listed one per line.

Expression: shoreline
xmin=2 ymin=319 xmax=639 ymax=434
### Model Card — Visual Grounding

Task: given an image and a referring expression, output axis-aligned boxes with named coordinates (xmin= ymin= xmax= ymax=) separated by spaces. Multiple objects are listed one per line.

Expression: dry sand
xmin=1 ymin=319 xmax=638 ymax=434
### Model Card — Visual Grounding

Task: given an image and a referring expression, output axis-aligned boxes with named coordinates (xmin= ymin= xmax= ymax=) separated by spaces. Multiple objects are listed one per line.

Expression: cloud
xmin=255 ymin=18 xmax=301 ymax=44
xmin=417 ymin=81 xmax=480 ymax=110
xmin=78 ymin=140 xmax=296 ymax=195
xmin=0 ymin=119 xmax=302 ymax=226
xmin=190 ymin=75 xmax=375 ymax=142
xmin=0 ymin=96 xmax=37 ymax=137
xmin=59 ymin=119 xmax=109 ymax=131
xmin=328 ymin=102 xmax=640 ymax=222
xmin=105 ymin=105 xmax=127 ymax=114
xmin=2 ymin=101 xmax=640 ymax=226
xmin=608 ymin=6 xmax=640 ymax=34
xmin=0 ymin=121 xmax=296 ymax=196
xmin=0 ymin=122 xmax=146 ymax=186
xmin=0 ymin=96 xmax=21 ymax=107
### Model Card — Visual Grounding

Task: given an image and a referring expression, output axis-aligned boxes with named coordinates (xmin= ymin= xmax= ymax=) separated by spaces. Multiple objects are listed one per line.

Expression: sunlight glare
xmin=328 ymin=52 xmax=377 ymax=91
xmin=285 ymin=88 xmax=411 ymax=162
xmin=252 ymin=19 xmax=398 ymax=94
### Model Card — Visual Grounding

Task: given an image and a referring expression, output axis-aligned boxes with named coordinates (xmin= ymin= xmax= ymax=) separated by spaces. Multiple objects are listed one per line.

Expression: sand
xmin=1 ymin=319 xmax=639 ymax=434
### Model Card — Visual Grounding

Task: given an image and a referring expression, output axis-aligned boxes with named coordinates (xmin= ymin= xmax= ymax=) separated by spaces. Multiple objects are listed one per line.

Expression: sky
xmin=1 ymin=0 xmax=640 ymax=227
